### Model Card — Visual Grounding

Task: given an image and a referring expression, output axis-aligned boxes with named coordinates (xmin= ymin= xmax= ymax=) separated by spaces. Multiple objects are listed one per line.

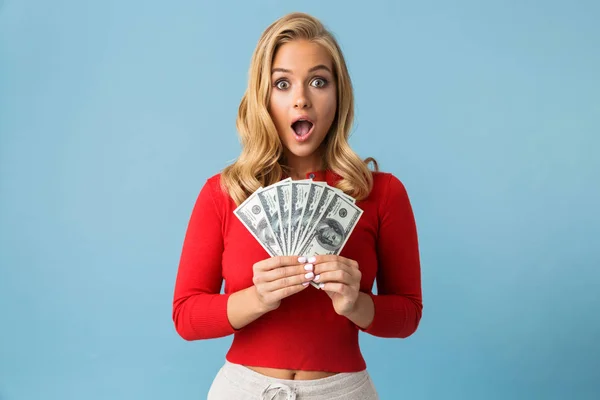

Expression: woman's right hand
xmin=252 ymin=256 xmax=314 ymax=312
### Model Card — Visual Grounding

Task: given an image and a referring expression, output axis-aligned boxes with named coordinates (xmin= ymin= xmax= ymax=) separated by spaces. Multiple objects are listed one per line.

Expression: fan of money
xmin=234 ymin=178 xmax=364 ymax=289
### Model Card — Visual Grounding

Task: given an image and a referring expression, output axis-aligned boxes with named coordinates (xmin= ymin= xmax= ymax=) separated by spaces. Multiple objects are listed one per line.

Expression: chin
xmin=283 ymin=143 xmax=323 ymax=159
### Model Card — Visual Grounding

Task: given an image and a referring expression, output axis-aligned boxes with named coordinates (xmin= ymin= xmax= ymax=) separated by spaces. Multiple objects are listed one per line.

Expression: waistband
xmin=221 ymin=361 xmax=370 ymax=398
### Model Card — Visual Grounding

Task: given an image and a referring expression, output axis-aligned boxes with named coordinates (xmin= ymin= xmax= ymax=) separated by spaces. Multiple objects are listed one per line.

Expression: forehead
xmin=271 ymin=40 xmax=333 ymax=72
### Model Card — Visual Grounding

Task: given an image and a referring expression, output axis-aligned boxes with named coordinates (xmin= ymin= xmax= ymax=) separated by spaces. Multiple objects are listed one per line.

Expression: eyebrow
xmin=271 ymin=64 xmax=332 ymax=75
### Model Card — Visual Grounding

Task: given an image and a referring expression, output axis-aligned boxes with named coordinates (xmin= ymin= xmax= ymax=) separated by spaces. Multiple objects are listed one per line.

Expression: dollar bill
xmin=318 ymin=180 xmax=355 ymax=204
xmin=256 ymin=186 xmax=286 ymax=256
xmin=295 ymin=184 xmax=336 ymax=255
xmin=292 ymin=182 xmax=324 ymax=254
xmin=234 ymin=191 xmax=283 ymax=256
xmin=335 ymin=188 xmax=356 ymax=204
xmin=289 ymin=180 xmax=312 ymax=255
xmin=297 ymin=192 xmax=363 ymax=256
xmin=275 ymin=180 xmax=292 ymax=254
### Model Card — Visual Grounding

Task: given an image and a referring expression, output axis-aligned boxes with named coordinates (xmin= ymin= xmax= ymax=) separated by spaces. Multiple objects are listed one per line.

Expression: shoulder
xmin=367 ymin=171 xmax=413 ymax=214
xmin=371 ymin=171 xmax=408 ymax=195
xmin=199 ymin=172 xmax=228 ymax=204
xmin=206 ymin=172 xmax=223 ymax=188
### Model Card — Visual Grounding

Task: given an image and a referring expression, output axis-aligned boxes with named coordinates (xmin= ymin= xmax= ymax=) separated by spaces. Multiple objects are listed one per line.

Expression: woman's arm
xmin=172 ymin=178 xmax=236 ymax=340
xmin=359 ymin=174 xmax=423 ymax=338
xmin=226 ymin=286 xmax=269 ymax=330
xmin=344 ymin=292 xmax=375 ymax=329
xmin=173 ymin=179 xmax=313 ymax=340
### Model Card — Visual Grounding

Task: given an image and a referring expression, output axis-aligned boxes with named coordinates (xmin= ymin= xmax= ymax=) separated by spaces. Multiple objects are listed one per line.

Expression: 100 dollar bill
xmin=234 ymin=191 xmax=283 ymax=256
xmin=297 ymin=192 xmax=363 ymax=257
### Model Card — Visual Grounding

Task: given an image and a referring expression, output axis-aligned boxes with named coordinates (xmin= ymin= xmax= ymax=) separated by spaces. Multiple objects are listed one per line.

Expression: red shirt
xmin=172 ymin=170 xmax=422 ymax=372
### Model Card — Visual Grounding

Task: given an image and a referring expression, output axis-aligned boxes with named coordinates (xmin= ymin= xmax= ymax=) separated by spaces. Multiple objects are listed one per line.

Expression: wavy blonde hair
xmin=221 ymin=12 xmax=378 ymax=205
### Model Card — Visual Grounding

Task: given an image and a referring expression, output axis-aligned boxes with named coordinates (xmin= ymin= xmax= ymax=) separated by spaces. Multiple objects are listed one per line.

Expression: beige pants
xmin=207 ymin=361 xmax=379 ymax=400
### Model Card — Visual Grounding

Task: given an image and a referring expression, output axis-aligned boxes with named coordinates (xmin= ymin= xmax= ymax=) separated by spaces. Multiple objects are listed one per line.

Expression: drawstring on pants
xmin=260 ymin=382 xmax=297 ymax=400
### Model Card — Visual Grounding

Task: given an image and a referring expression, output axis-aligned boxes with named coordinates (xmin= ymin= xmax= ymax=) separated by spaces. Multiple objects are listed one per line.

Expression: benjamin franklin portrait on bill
xmin=315 ymin=218 xmax=345 ymax=251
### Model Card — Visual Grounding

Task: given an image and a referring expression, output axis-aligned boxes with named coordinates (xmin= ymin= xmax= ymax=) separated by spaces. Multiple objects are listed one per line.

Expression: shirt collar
xmin=283 ymin=170 xmax=342 ymax=184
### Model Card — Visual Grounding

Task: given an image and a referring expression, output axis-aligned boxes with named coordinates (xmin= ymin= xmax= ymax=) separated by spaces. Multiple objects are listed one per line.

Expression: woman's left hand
xmin=310 ymin=255 xmax=362 ymax=316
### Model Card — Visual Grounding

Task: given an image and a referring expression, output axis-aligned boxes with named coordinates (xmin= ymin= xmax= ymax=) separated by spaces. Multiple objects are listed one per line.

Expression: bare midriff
xmin=245 ymin=365 xmax=339 ymax=380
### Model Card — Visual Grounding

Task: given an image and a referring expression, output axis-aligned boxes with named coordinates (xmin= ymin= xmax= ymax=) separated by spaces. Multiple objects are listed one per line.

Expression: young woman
xmin=172 ymin=12 xmax=423 ymax=399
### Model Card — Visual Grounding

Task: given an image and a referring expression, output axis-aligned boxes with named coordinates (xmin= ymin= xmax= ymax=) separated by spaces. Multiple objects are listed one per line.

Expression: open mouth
xmin=291 ymin=120 xmax=314 ymax=137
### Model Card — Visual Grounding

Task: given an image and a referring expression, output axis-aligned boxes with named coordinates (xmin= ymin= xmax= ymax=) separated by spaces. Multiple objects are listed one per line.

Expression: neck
xmin=283 ymin=150 xmax=324 ymax=180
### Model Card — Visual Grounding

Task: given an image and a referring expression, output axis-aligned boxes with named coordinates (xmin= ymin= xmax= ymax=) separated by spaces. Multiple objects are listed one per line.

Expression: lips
xmin=291 ymin=116 xmax=314 ymax=137
xmin=292 ymin=120 xmax=313 ymax=136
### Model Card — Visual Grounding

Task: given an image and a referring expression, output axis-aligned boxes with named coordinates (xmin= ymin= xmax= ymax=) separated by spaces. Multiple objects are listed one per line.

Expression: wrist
xmin=248 ymin=286 xmax=275 ymax=315
xmin=342 ymin=293 xmax=362 ymax=317
xmin=344 ymin=292 xmax=375 ymax=329
xmin=227 ymin=286 xmax=272 ymax=331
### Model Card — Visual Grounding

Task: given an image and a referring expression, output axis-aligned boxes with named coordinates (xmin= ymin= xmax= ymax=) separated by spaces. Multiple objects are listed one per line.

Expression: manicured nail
xmin=302 ymin=282 xmax=309 ymax=287
xmin=305 ymin=272 xmax=314 ymax=279
xmin=304 ymin=264 xmax=313 ymax=271
xmin=314 ymin=274 xmax=320 ymax=282
xmin=298 ymin=256 xmax=307 ymax=263
xmin=318 ymin=283 xmax=325 ymax=289
xmin=308 ymin=256 xmax=317 ymax=263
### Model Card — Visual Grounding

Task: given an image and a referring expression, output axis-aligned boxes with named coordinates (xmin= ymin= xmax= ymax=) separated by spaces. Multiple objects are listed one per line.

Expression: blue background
xmin=1 ymin=1 xmax=599 ymax=399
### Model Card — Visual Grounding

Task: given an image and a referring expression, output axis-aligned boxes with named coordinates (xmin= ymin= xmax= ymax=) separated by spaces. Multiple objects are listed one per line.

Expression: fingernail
xmin=298 ymin=256 xmax=307 ymax=263
xmin=314 ymin=274 xmax=320 ymax=281
xmin=308 ymin=256 xmax=316 ymax=263
xmin=319 ymin=283 xmax=325 ymax=289
xmin=304 ymin=264 xmax=313 ymax=271
xmin=302 ymin=282 xmax=309 ymax=287
xmin=305 ymin=272 xmax=314 ymax=279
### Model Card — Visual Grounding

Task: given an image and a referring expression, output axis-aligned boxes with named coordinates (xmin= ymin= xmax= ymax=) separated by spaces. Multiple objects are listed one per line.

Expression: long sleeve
xmin=360 ymin=174 xmax=423 ymax=338
xmin=172 ymin=178 xmax=236 ymax=340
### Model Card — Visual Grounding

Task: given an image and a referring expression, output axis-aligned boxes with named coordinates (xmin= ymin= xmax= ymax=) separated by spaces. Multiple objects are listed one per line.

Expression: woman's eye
xmin=311 ymin=78 xmax=327 ymax=88
xmin=275 ymin=80 xmax=289 ymax=90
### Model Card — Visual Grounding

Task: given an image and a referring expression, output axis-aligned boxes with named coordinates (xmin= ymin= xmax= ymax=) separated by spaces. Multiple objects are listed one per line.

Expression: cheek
xmin=268 ymin=96 xmax=286 ymax=128
xmin=319 ymin=90 xmax=337 ymax=121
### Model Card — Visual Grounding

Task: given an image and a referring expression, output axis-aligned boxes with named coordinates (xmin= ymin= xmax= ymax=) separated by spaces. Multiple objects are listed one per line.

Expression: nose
xmin=294 ymin=87 xmax=311 ymax=109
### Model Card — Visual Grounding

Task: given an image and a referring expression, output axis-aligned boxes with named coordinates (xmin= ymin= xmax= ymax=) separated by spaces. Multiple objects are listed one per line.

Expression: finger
xmin=312 ymin=269 xmax=355 ymax=286
xmin=258 ymin=264 xmax=314 ymax=284
xmin=308 ymin=255 xmax=358 ymax=269
xmin=318 ymin=282 xmax=351 ymax=294
xmin=313 ymin=261 xmax=354 ymax=276
xmin=262 ymin=272 xmax=314 ymax=292
xmin=255 ymin=256 xmax=307 ymax=272
xmin=270 ymin=281 xmax=309 ymax=301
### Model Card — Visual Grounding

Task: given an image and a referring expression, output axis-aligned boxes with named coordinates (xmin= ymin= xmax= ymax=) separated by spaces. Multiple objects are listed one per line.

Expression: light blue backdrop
xmin=1 ymin=1 xmax=598 ymax=399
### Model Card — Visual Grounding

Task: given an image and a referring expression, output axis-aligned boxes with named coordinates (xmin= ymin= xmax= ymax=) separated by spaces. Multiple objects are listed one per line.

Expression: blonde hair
xmin=221 ymin=12 xmax=378 ymax=205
